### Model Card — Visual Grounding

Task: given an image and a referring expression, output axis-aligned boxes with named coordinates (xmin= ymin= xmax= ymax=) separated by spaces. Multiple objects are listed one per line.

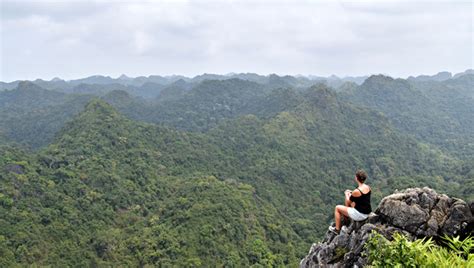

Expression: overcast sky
xmin=1 ymin=0 xmax=473 ymax=82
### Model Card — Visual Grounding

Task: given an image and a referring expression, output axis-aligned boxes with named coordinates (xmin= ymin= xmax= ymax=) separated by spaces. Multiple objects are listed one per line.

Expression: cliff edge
xmin=300 ymin=187 xmax=474 ymax=267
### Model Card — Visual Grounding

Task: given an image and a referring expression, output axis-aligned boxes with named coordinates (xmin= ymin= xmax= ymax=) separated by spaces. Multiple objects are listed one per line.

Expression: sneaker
xmin=328 ymin=226 xmax=340 ymax=234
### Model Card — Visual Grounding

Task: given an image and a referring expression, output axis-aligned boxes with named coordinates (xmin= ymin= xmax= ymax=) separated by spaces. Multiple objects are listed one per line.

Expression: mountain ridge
xmin=3 ymin=69 xmax=471 ymax=91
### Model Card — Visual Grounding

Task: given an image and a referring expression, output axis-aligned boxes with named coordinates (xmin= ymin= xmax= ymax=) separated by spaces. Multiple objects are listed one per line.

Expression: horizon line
xmin=1 ymin=69 xmax=472 ymax=83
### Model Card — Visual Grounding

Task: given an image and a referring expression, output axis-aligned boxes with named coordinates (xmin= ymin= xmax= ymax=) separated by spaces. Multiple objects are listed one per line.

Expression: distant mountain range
xmin=2 ymin=69 xmax=472 ymax=93
xmin=407 ymin=69 xmax=474 ymax=81
xmin=0 ymin=73 xmax=360 ymax=93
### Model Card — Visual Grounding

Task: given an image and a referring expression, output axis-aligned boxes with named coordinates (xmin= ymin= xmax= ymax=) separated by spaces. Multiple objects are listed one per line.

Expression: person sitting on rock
xmin=329 ymin=169 xmax=372 ymax=234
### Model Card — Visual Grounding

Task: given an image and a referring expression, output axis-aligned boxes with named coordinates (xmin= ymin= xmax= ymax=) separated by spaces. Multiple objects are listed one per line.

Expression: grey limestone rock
xmin=300 ymin=187 xmax=473 ymax=268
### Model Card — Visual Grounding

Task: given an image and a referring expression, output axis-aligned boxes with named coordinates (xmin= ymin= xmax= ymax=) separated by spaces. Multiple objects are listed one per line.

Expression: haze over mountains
xmin=0 ymin=70 xmax=472 ymax=266
xmin=2 ymin=69 xmax=472 ymax=93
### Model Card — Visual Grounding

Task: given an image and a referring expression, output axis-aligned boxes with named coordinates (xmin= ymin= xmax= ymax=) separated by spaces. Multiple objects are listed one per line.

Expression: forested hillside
xmin=340 ymin=74 xmax=474 ymax=159
xmin=0 ymin=72 xmax=472 ymax=266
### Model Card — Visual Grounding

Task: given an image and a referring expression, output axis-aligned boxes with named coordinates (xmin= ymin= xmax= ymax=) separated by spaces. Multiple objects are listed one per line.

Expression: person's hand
xmin=345 ymin=190 xmax=352 ymax=199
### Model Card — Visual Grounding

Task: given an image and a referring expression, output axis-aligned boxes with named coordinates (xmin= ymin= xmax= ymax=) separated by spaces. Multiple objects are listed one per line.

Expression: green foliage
xmin=1 ymin=75 xmax=473 ymax=266
xmin=341 ymin=74 xmax=474 ymax=160
xmin=365 ymin=232 xmax=474 ymax=267
xmin=0 ymin=120 xmax=303 ymax=266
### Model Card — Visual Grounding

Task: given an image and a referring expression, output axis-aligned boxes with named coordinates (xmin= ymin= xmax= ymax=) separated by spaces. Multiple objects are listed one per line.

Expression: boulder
xmin=300 ymin=187 xmax=473 ymax=268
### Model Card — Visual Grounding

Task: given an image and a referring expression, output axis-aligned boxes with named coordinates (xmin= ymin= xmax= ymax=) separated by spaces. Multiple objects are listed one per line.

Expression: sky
xmin=0 ymin=0 xmax=473 ymax=82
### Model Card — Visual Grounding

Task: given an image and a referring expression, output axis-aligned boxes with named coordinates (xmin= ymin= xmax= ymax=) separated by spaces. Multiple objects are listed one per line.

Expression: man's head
xmin=355 ymin=169 xmax=368 ymax=183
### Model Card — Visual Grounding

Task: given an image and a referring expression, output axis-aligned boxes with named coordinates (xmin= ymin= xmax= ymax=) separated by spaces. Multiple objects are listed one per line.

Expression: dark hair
xmin=355 ymin=169 xmax=368 ymax=183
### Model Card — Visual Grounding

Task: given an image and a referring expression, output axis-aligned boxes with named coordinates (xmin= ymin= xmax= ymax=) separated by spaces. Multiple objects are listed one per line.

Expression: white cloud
xmin=133 ymin=31 xmax=153 ymax=55
xmin=0 ymin=0 xmax=472 ymax=81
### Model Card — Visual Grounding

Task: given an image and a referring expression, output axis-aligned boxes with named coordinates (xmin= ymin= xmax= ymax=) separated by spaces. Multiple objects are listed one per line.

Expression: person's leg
xmin=343 ymin=200 xmax=353 ymax=224
xmin=334 ymin=205 xmax=350 ymax=231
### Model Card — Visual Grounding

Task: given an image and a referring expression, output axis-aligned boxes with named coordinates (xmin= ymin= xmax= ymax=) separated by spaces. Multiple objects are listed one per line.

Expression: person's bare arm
xmin=344 ymin=190 xmax=352 ymax=205
xmin=344 ymin=190 xmax=352 ymax=200
xmin=346 ymin=189 xmax=360 ymax=207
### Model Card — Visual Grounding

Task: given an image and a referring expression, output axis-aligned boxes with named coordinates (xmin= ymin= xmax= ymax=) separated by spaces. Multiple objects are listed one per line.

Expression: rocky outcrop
xmin=300 ymin=187 xmax=473 ymax=268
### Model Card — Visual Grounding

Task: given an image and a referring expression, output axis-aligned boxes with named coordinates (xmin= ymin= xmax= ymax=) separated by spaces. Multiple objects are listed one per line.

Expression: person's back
xmin=329 ymin=170 xmax=372 ymax=234
xmin=349 ymin=185 xmax=372 ymax=214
